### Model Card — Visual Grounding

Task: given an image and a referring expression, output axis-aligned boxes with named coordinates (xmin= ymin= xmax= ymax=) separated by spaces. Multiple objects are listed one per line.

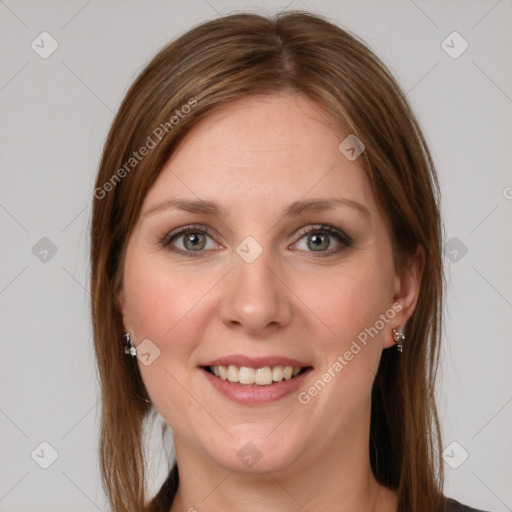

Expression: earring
xmin=122 ymin=334 xmax=150 ymax=404
xmin=392 ymin=329 xmax=405 ymax=352
xmin=122 ymin=332 xmax=137 ymax=357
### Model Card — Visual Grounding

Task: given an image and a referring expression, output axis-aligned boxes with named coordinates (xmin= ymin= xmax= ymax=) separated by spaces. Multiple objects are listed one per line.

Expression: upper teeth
xmin=210 ymin=365 xmax=303 ymax=386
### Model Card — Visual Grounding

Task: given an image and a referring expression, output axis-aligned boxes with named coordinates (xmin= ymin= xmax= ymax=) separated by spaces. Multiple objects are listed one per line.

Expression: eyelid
xmin=160 ymin=224 xmax=221 ymax=246
xmin=293 ymin=224 xmax=352 ymax=246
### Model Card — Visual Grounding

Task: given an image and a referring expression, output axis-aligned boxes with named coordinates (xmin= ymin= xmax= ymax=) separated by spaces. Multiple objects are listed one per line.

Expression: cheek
xmin=297 ymin=258 xmax=394 ymax=351
xmin=124 ymin=249 xmax=213 ymax=343
xmin=293 ymin=257 xmax=394 ymax=413
xmin=122 ymin=253 xmax=213 ymax=415
xmin=296 ymin=262 xmax=393 ymax=410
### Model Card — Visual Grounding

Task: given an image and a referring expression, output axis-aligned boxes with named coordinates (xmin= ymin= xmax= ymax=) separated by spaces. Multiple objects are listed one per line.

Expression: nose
xmin=219 ymin=248 xmax=293 ymax=336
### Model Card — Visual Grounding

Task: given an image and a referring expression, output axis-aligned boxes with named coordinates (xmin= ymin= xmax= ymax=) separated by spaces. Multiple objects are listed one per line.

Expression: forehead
xmin=142 ymin=93 xmax=376 ymax=219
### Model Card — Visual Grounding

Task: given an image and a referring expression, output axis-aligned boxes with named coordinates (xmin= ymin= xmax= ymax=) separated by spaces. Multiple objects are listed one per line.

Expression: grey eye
xmin=306 ymin=232 xmax=330 ymax=251
xmin=182 ymin=232 xmax=207 ymax=251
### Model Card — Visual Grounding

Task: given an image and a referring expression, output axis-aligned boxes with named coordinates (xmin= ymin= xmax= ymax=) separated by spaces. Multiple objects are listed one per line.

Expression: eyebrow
xmin=142 ymin=197 xmax=371 ymax=219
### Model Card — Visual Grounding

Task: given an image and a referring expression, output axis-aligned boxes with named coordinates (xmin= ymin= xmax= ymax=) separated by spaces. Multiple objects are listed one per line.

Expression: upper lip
xmin=201 ymin=355 xmax=311 ymax=368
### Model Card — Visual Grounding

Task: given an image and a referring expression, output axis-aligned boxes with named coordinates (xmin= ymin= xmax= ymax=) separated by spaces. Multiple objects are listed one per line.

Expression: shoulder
xmin=444 ymin=497 xmax=491 ymax=512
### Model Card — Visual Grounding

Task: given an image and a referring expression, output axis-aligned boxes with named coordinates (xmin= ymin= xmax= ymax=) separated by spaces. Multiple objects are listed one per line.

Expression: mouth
xmin=201 ymin=364 xmax=311 ymax=386
xmin=199 ymin=355 xmax=314 ymax=404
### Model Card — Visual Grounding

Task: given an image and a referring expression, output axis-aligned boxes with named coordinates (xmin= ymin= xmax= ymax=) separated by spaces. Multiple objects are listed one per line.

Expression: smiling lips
xmin=206 ymin=364 xmax=304 ymax=385
xmin=200 ymin=355 xmax=311 ymax=387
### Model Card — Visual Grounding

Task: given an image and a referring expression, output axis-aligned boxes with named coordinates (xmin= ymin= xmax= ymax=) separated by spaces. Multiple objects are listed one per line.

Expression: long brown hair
xmin=90 ymin=11 xmax=445 ymax=512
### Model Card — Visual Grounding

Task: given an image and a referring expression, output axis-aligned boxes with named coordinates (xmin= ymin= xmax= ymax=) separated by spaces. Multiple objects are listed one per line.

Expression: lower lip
xmin=200 ymin=367 xmax=313 ymax=405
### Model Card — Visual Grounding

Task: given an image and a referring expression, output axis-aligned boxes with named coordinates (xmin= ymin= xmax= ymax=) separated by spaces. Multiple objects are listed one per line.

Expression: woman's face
xmin=119 ymin=93 xmax=419 ymax=474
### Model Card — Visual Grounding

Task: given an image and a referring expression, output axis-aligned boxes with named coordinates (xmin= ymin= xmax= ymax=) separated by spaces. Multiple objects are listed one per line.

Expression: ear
xmin=383 ymin=245 xmax=425 ymax=349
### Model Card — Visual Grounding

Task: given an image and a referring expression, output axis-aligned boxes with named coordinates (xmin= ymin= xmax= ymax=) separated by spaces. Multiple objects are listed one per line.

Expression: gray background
xmin=1 ymin=0 xmax=511 ymax=511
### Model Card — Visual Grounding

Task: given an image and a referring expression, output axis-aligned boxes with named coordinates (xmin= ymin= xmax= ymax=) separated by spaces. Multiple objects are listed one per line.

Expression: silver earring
xmin=122 ymin=333 xmax=150 ymax=404
xmin=122 ymin=332 xmax=137 ymax=357
xmin=392 ymin=329 xmax=405 ymax=352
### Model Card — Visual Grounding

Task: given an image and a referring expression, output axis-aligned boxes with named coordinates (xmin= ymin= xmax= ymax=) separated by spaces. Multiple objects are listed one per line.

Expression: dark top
xmin=445 ymin=497 xmax=490 ymax=512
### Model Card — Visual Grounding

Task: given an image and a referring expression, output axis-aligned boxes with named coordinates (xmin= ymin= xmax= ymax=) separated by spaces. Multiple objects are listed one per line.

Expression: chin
xmin=207 ymin=428 xmax=304 ymax=474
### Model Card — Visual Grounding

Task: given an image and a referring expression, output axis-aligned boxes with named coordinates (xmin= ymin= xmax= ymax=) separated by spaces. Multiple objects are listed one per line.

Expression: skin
xmin=118 ymin=93 xmax=423 ymax=512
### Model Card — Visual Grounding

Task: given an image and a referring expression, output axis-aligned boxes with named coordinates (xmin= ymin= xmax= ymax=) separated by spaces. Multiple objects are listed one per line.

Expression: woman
xmin=90 ymin=11 xmax=489 ymax=512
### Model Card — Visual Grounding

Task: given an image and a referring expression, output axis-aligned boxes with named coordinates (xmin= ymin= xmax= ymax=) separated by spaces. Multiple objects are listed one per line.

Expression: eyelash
xmin=159 ymin=223 xmax=353 ymax=258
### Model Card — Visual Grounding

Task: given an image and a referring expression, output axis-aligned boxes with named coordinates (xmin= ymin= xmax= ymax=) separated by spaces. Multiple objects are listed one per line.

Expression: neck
xmin=168 ymin=407 xmax=397 ymax=512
